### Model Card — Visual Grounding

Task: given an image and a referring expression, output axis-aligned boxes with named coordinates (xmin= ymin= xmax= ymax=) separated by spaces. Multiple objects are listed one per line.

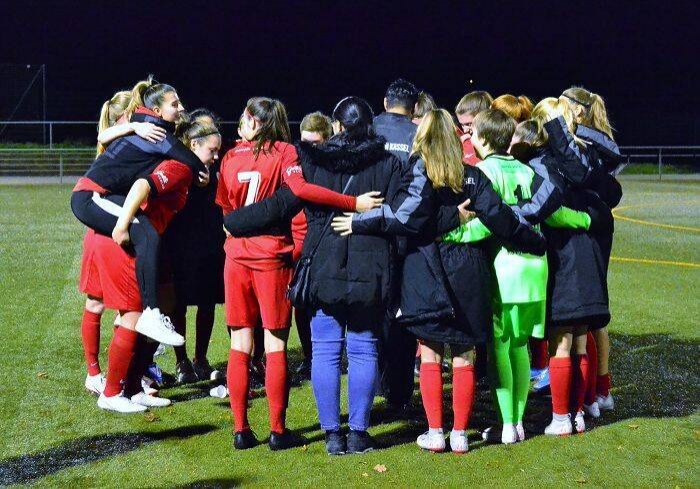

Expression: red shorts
xmin=224 ymin=258 xmax=292 ymax=330
xmin=91 ymin=234 xmax=143 ymax=312
xmin=78 ymin=230 xmax=103 ymax=299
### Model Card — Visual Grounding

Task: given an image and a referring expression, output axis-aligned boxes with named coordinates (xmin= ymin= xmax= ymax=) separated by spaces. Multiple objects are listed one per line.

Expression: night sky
xmin=1 ymin=1 xmax=697 ymax=144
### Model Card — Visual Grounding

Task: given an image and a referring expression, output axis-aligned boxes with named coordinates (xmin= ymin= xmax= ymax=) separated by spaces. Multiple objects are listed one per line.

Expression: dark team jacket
xmin=373 ymin=112 xmax=417 ymax=169
xmin=81 ymin=107 xmax=206 ymax=196
xmin=352 ymin=156 xmax=546 ymax=326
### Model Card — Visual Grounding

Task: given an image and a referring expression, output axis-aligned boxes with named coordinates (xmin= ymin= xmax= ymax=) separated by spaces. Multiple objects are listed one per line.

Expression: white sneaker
xmin=85 ymin=373 xmax=106 ymax=395
xmin=574 ymin=411 xmax=586 ymax=433
xmin=449 ymin=430 xmax=468 ymax=454
xmin=544 ymin=414 xmax=572 ymax=436
xmin=141 ymin=377 xmax=159 ymax=396
xmin=417 ymin=429 xmax=446 ymax=452
xmin=596 ymin=393 xmax=615 ymax=411
xmin=516 ymin=422 xmax=525 ymax=442
xmin=135 ymin=308 xmax=185 ymax=346
xmin=583 ymin=401 xmax=601 ymax=418
xmin=97 ymin=393 xmax=147 ymax=413
xmin=502 ymin=423 xmax=517 ymax=444
xmin=131 ymin=392 xmax=171 ymax=407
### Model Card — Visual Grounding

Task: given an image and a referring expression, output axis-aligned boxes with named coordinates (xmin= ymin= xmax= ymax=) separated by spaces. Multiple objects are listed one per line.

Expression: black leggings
xmin=71 ymin=190 xmax=160 ymax=308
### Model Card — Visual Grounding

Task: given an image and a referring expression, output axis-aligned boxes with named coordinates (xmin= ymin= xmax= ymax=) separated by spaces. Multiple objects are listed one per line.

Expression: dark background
xmin=1 ymin=1 xmax=697 ymax=145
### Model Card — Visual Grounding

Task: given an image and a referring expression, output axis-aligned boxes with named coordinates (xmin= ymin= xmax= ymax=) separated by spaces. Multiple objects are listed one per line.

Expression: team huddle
xmin=72 ymin=77 xmax=622 ymax=455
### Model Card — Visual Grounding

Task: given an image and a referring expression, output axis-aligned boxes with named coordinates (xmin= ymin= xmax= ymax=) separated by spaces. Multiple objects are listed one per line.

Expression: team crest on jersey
xmin=155 ymin=171 xmax=169 ymax=187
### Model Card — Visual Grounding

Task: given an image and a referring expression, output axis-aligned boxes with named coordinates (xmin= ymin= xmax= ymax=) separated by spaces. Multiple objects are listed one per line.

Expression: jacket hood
xmin=130 ymin=106 xmax=176 ymax=133
xmin=296 ymin=135 xmax=388 ymax=174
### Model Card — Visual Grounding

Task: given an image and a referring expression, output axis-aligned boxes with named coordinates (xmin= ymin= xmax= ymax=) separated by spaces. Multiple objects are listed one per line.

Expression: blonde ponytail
xmin=95 ymin=90 xmax=132 ymax=156
xmin=124 ymin=75 xmax=155 ymax=118
xmin=562 ymin=87 xmax=614 ymax=140
xmin=412 ymin=109 xmax=464 ymax=193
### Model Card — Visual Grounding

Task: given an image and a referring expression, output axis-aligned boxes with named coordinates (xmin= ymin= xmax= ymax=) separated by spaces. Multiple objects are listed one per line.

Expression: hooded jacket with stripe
xmin=82 ymin=108 xmax=206 ymax=196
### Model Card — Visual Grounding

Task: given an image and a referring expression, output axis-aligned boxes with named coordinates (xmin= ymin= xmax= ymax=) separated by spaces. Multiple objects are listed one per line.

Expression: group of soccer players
xmin=72 ymin=76 xmax=622 ymax=455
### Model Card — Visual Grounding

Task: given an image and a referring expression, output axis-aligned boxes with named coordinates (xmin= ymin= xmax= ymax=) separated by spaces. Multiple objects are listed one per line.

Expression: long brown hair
xmin=561 ymin=87 xmax=614 ymax=140
xmin=245 ymin=97 xmax=291 ymax=158
xmin=412 ymin=109 xmax=464 ymax=193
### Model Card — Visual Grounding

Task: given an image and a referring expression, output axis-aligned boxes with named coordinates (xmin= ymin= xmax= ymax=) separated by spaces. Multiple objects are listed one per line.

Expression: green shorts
xmin=493 ymin=301 xmax=546 ymax=340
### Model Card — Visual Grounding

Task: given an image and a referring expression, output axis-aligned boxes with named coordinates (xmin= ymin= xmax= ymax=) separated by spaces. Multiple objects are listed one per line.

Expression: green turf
xmin=0 ymin=179 xmax=698 ymax=487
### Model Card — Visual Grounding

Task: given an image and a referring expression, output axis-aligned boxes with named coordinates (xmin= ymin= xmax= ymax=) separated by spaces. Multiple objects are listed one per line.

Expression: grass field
xmin=0 ymin=177 xmax=698 ymax=488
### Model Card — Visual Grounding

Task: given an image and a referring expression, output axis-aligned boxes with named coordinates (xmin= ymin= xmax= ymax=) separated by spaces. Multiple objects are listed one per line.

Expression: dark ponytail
xmin=246 ymin=97 xmax=291 ymax=158
xmin=331 ymin=96 xmax=376 ymax=142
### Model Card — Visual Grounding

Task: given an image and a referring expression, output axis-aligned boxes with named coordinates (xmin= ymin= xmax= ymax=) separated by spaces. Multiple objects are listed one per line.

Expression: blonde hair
xmin=491 ymin=94 xmax=534 ymax=123
xmin=561 ymin=87 xmax=614 ymax=140
xmin=412 ymin=109 xmax=464 ymax=193
xmin=96 ymin=90 xmax=132 ymax=155
xmin=455 ymin=91 xmax=493 ymax=116
xmin=124 ymin=75 xmax=155 ymax=119
xmin=531 ymin=97 xmax=584 ymax=147
xmin=300 ymin=111 xmax=333 ymax=140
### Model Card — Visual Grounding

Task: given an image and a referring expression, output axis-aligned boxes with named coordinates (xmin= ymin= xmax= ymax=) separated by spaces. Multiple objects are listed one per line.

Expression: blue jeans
xmin=311 ymin=308 xmax=379 ymax=432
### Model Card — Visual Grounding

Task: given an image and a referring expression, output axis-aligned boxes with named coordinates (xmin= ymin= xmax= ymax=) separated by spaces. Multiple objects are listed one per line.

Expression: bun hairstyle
xmin=245 ymin=96 xmax=291 ymax=158
xmin=96 ymin=90 xmax=132 ymax=155
xmin=412 ymin=109 xmax=464 ymax=193
xmin=561 ymin=87 xmax=614 ymax=140
xmin=175 ymin=117 xmax=221 ymax=148
xmin=331 ymin=96 xmax=376 ymax=142
xmin=124 ymin=75 xmax=177 ymax=116
xmin=491 ymin=94 xmax=534 ymax=123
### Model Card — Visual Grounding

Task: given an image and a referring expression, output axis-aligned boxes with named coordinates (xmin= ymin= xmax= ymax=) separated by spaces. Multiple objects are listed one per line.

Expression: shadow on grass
xmin=173 ymin=478 xmax=248 ymax=488
xmin=0 ymin=424 xmax=218 ymax=485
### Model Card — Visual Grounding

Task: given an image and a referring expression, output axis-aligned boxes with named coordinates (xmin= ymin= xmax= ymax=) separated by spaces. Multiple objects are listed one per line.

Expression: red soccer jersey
xmin=142 ymin=159 xmax=193 ymax=235
xmin=461 ymin=138 xmax=481 ymax=166
xmin=216 ymin=140 xmax=298 ymax=270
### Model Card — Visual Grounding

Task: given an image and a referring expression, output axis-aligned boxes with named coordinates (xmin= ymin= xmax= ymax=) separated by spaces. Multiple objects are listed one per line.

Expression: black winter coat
xmin=373 ymin=112 xmax=417 ymax=168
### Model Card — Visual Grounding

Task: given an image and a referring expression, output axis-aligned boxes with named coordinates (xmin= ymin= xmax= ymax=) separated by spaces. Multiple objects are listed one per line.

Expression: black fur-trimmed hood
xmin=295 ymin=135 xmax=388 ymax=175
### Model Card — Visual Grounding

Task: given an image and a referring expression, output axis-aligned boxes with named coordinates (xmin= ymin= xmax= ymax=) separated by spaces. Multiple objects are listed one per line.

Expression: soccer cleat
xmin=573 ymin=411 xmax=586 ymax=434
xmin=325 ymin=431 xmax=346 ymax=455
xmin=481 ymin=426 xmax=502 ymax=443
xmin=501 ymin=423 xmax=517 ymax=444
xmin=347 ymin=430 xmax=376 ymax=454
xmin=134 ymin=307 xmax=185 ymax=346
xmin=193 ymin=357 xmax=222 ymax=381
xmin=176 ymin=359 xmax=198 ymax=384
xmin=596 ymin=393 xmax=615 ymax=411
xmin=532 ymin=367 xmax=550 ymax=393
xmin=583 ymin=401 xmax=601 ymax=418
xmin=269 ymin=430 xmax=306 ymax=451
xmin=97 ymin=393 xmax=148 ymax=413
xmin=131 ymin=392 xmax=171 ymax=408
xmin=84 ymin=373 xmax=106 ymax=395
xmin=140 ymin=377 xmax=159 ymax=396
xmin=449 ymin=430 xmax=469 ymax=454
xmin=544 ymin=414 xmax=572 ymax=436
xmin=417 ymin=429 xmax=446 ymax=453
xmin=516 ymin=422 xmax=525 ymax=442
xmin=530 ymin=367 xmax=547 ymax=381
xmin=233 ymin=429 xmax=259 ymax=450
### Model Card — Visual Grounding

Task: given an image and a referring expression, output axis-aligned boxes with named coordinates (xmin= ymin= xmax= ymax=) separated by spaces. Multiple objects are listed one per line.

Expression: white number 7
xmin=237 ymin=171 xmax=261 ymax=206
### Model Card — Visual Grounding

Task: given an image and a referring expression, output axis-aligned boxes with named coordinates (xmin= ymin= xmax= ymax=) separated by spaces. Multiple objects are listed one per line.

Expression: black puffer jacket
xmin=299 ymin=135 xmax=403 ymax=308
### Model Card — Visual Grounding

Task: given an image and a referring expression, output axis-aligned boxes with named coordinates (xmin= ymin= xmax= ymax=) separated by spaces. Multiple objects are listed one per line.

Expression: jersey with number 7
xmin=216 ymin=140 xmax=301 ymax=271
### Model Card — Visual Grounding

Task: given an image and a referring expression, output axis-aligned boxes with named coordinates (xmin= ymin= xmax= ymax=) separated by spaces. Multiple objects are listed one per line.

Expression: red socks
xmin=549 ymin=357 xmax=572 ymax=415
xmin=265 ymin=351 xmax=288 ymax=434
xmin=419 ymin=362 xmax=443 ymax=429
xmin=597 ymin=372 xmax=611 ymax=397
xmin=104 ymin=327 xmax=138 ymax=397
xmin=570 ymin=354 xmax=589 ymax=413
xmin=585 ymin=332 xmax=598 ymax=405
xmin=452 ymin=365 xmax=475 ymax=431
xmin=529 ymin=338 xmax=549 ymax=370
xmin=227 ymin=349 xmax=251 ymax=432
xmin=81 ymin=310 xmax=102 ymax=376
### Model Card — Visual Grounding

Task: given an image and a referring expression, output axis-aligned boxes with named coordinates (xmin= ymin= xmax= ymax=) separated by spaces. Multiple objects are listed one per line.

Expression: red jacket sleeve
xmin=147 ymin=160 xmax=193 ymax=196
xmin=280 ymin=145 xmax=357 ymax=211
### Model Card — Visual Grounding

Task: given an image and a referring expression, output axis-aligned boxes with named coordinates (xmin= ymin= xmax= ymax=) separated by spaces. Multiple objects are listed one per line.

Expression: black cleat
xmin=269 ymin=430 xmax=306 ymax=451
xmin=325 ymin=430 xmax=346 ymax=455
xmin=347 ymin=430 xmax=375 ymax=454
xmin=233 ymin=429 xmax=259 ymax=450
xmin=176 ymin=359 xmax=198 ymax=384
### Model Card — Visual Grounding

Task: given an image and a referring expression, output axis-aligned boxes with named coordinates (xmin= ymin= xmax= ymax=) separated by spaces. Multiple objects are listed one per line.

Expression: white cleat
xmin=417 ymin=429 xmax=446 ymax=452
xmin=131 ymin=392 xmax=171 ymax=408
xmin=449 ymin=430 xmax=469 ymax=454
xmin=544 ymin=414 xmax=572 ymax=436
xmin=141 ymin=377 xmax=159 ymax=396
xmin=583 ymin=401 xmax=601 ymax=418
xmin=135 ymin=308 xmax=184 ymax=346
xmin=574 ymin=411 xmax=586 ymax=434
xmin=516 ymin=422 xmax=525 ymax=442
xmin=502 ymin=423 xmax=517 ymax=444
xmin=596 ymin=393 xmax=615 ymax=411
xmin=97 ymin=393 xmax=147 ymax=413
xmin=85 ymin=373 xmax=106 ymax=395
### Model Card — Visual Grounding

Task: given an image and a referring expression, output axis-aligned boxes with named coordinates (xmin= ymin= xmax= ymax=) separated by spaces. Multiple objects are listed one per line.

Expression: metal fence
xmin=617 ymin=146 xmax=700 ymax=179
